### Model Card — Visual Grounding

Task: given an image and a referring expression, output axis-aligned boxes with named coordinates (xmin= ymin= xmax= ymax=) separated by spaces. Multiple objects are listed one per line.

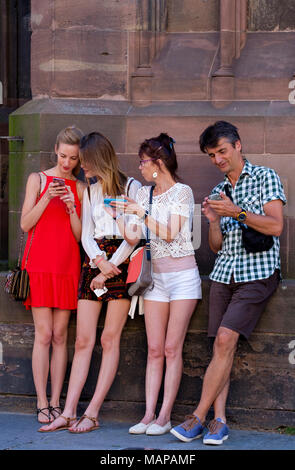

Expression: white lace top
xmin=82 ymin=177 xmax=142 ymax=268
xmin=134 ymin=183 xmax=195 ymax=259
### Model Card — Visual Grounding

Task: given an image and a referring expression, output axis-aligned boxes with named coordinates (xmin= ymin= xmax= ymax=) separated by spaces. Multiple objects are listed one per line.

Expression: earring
xmin=153 ymin=171 xmax=158 ymax=179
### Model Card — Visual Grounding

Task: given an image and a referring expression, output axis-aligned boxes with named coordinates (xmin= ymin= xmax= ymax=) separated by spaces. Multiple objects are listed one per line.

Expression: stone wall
xmin=248 ymin=0 xmax=295 ymax=31
xmin=1 ymin=273 xmax=294 ymax=430
xmin=1 ymin=0 xmax=295 ymax=429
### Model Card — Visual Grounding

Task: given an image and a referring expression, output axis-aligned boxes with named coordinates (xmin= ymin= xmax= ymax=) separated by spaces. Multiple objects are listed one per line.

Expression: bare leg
xmin=70 ymin=299 xmax=130 ymax=432
xmin=193 ymin=327 xmax=239 ymax=423
xmin=39 ymin=299 xmax=102 ymax=431
xmin=156 ymin=299 xmax=197 ymax=426
xmin=139 ymin=300 xmax=170 ymax=425
xmin=49 ymin=309 xmax=72 ymax=413
xmin=31 ymin=307 xmax=53 ymax=423
xmin=212 ymin=377 xmax=230 ymax=423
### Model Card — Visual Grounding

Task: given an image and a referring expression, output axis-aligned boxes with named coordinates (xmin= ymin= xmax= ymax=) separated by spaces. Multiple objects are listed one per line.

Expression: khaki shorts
xmin=208 ymin=270 xmax=280 ymax=340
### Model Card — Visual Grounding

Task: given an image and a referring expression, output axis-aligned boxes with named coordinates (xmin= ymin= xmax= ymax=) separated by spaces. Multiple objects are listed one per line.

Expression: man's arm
xmin=240 ymin=200 xmax=283 ymax=237
xmin=208 ymin=194 xmax=284 ymax=237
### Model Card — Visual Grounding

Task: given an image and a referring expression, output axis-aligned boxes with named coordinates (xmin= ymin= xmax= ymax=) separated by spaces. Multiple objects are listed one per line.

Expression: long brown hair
xmin=55 ymin=125 xmax=84 ymax=177
xmin=79 ymin=132 xmax=127 ymax=196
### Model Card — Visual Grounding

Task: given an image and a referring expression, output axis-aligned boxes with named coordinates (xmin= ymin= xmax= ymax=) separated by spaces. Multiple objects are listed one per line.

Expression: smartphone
xmin=53 ymin=177 xmax=66 ymax=186
xmin=94 ymin=286 xmax=108 ymax=297
xmin=104 ymin=198 xmax=127 ymax=206
xmin=208 ymin=193 xmax=222 ymax=201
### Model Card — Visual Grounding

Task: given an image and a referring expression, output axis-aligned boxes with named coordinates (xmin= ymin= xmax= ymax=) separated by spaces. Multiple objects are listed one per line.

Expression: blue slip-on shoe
xmin=203 ymin=418 xmax=229 ymax=445
xmin=170 ymin=414 xmax=204 ymax=442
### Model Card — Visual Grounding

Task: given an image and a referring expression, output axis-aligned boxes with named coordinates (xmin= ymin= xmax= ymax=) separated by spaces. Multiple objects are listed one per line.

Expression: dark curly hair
xmin=138 ymin=133 xmax=180 ymax=181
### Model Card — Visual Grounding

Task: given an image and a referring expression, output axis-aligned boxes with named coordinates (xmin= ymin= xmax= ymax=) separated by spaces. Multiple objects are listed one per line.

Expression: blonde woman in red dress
xmin=20 ymin=126 xmax=85 ymax=423
xmin=39 ymin=131 xmax=141 ymax=434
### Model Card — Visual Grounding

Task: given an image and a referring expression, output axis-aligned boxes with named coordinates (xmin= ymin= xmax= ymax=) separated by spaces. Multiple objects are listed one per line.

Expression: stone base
xmin=0 ymin=395 xmax=294 ymax=432
xmin=1 ymin=273 xmax=294 ymax=430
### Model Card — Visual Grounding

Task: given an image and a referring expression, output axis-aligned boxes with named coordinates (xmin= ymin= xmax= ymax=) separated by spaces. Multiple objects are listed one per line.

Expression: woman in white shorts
xmin=112 ymin=133 xmax=202 ymax=435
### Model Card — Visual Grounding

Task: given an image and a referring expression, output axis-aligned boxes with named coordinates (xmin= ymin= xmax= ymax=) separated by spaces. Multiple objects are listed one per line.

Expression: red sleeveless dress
xmin=22 ymin=173 xmax=81 ymax=310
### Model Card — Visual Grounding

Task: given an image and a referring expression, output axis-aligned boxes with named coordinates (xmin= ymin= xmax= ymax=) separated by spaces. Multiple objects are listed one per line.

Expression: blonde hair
xmin=55 ymin=125 xmax=84 ymax=176
xmin=79 ymin=132 xmax=127 ymax=196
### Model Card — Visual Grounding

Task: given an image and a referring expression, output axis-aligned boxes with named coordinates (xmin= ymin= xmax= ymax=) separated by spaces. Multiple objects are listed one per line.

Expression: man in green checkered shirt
xmin=170 ymin=121 xmax=286 ymax=446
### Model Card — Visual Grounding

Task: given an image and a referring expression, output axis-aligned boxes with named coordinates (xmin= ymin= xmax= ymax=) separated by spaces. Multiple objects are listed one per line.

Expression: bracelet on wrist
xmin=66 ymin=204 xmax=76 ymax=215
xmin=95 ymin=256 xmax=105 ymax=266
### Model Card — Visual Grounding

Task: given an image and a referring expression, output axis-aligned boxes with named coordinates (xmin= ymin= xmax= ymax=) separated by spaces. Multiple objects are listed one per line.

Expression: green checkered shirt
xmin=210 ymin=159 xmax=287 ymax=284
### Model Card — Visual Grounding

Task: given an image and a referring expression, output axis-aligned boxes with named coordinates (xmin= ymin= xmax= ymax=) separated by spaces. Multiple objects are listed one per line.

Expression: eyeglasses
xmin=139 ymin=158 xmax=154 ymax=166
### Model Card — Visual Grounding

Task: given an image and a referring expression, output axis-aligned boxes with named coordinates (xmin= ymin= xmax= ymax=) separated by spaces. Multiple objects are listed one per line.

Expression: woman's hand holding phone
xmin=60 ymin=185 xmax=76 ymax=213
xmin=110 ymin=195 xmax=145 ymax=218
xmin=90 ymin=272 xmax=107 ymax=291
xmin=47 ymin=180 xmax=67 ymax=200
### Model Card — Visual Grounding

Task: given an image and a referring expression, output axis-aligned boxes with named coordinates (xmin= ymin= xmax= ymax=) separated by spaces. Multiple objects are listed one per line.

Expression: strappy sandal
xmin=36 ymin=407 xmax=52 ymax=424
xmin=38 ymin=415 xmax=77 ymax=433
xmin=69 ymin=414 xmax=99 ymax=434
xmin=49 ymin=405 xmax=62 ymax=420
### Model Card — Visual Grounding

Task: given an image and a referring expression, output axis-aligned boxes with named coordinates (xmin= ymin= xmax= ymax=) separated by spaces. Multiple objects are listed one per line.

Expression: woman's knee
xmin=34 ymin=328 xmax=52 ymax=347
xmin=164 ymin=342 xmax=181 ymax=361
xmin=100 ymin=330 xmax=120 ymax=352
xmin=148 ymin=343 xmax=165 ymax=361
xmin=75 ymin=334 xmax=96 ymax=352
xmin=52 ymin=327 xmax=68 ymax=346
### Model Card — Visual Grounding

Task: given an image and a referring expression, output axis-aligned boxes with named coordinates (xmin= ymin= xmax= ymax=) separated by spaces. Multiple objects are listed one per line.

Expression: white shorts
xmin=144 ymin=267 xmax=202 ymax=303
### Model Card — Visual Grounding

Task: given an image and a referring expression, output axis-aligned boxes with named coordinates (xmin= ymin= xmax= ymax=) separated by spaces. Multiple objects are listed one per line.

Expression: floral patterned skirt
xmin=78 ymin=237 xmax=131 ymax=302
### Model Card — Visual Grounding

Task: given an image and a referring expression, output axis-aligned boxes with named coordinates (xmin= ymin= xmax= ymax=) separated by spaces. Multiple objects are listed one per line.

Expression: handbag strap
xmin=22 ymin=173 xmax=42 ymax=269
xmin=145 ymin=185 xmax=154 ymax=261
xmin=224 ymin=184 xmax=244 ymax=228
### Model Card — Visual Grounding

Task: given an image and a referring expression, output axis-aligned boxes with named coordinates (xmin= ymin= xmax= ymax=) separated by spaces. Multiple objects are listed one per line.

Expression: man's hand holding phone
xmin=206 ymin=192 xmax=241 ymax=218
xmin=202 ymin=193 xmax=222 ymax=223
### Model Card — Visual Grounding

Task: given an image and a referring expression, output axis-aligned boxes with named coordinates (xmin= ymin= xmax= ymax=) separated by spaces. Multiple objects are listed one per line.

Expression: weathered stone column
xmin=213 ymin=0 xmax=247 ymax=77
xmin=211 ymin=0 xmax=247 ymax=101
xmin=131 ymin=0 xmax=167 ymax=101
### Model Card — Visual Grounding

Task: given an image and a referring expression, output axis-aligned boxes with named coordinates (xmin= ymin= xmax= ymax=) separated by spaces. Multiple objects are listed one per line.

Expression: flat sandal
xmin=49 ymin=405 xmax=62 ymax=420
xmin=68 ymin=414 xmax=99 ymax=433
xmin=38 ymin=415 xmax=77 ymax=433
xmin=36 ymin=406 xmax=52 ymax=424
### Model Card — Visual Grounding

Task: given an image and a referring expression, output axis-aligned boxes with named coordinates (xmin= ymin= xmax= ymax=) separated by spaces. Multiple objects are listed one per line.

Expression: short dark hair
xmin=199 ymin=121 xmax=241 ymax=153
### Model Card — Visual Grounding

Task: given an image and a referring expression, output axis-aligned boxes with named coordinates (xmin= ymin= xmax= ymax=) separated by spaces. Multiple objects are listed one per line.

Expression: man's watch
xmin=236 ymin=209 xmax=247 ymax=222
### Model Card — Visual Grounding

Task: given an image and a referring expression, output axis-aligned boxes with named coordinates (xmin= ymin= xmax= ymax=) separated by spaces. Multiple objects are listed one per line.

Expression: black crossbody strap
xmin=224 ymin=183 xmax=245 ymax=227
xmin=145 ymin=185 xmax=154 ymax=261
xmin=224 ymin=183 xmax=232 ymax=201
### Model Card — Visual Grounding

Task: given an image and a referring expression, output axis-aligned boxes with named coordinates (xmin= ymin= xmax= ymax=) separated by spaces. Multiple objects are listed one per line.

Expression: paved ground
xmin=0 ymin=412 xmax=294 ymax=451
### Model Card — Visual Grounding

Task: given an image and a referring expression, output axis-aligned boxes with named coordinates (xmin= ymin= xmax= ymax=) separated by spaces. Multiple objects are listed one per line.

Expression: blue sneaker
xmin=170 ymin=414 xmax=204 ymax=442
xmin=203 ymin=418 xmax=229 ymax=445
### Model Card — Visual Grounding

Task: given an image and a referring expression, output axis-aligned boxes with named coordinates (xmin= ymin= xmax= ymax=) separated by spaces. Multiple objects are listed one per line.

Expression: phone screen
xmin=208 ymin=194 xmax=222 ymax=200
xmin=104 ymin=198 xmax=127 ymax=206
xmin=53 ymin=177 xmax=65 ymax=186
